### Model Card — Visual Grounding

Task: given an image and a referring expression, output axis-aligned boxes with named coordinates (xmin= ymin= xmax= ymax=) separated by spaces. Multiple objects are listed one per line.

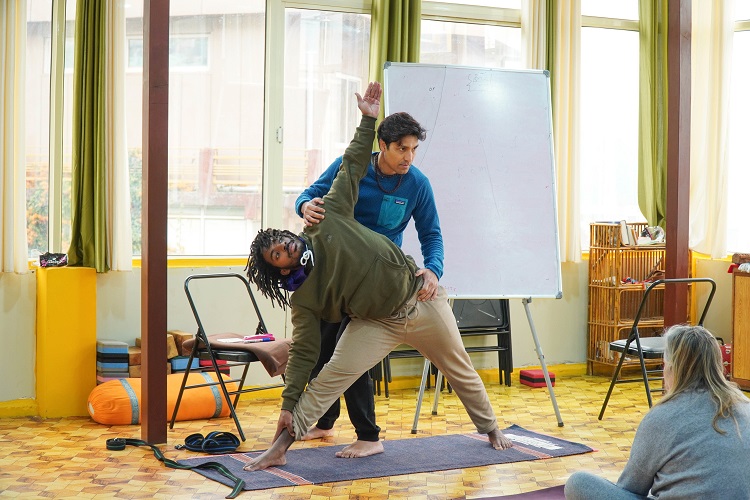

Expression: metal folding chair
xmin=598 ymin=277 xmax=716 ymax=419
xmin=169 ymin=273 xmax=290 ymax=440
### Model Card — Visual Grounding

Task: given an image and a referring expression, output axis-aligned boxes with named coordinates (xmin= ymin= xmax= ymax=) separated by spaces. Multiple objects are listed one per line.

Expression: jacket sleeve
xmin=323 ymin=115 xmax=377 ymax=216
xmin=412 ymin=177 xmax=444 ymax=279
xmin=294 ymin=157 xmax=343 ymax=217
xmin=280 ymin=306 xmax=322 ymax=412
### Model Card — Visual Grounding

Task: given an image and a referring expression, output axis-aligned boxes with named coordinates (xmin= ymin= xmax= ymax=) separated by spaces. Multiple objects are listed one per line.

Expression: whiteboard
xmin=384 ymin=63 xmax=562 ymax=299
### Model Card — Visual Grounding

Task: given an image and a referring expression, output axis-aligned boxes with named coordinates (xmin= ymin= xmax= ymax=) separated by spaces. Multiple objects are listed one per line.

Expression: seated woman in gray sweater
xmin=565 ymin=324 xmax=750 ymax=500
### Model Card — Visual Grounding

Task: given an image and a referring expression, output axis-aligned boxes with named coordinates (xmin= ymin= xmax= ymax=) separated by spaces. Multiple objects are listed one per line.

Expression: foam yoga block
xmin=87 ymin=373 xmax=237 ymax=425
xmin=519 ymin=369 xmax=555 ymax=388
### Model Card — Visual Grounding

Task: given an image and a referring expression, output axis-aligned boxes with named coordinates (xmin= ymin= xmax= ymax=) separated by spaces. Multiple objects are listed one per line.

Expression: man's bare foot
xmin=301 ymin=426 xmax=335 ymax=441
xmin=335 ymin=439 xmax=385 ymax=458
xmin=243 ymin=447 xmax=287 ymax=471
xmin=488 ymin=428 xmax=514 ymax=450
xmin=243 ymin=431 xmax=294 ymax=471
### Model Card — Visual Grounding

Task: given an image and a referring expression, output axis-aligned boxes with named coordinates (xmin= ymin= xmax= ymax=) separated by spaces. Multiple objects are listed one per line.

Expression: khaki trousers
xmin=291 ymin=287 xmax=498 ymax=438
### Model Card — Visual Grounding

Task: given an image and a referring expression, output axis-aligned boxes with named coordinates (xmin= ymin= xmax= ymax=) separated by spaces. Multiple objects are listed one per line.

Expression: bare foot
xmin=243 ymin=448 xmax=287 ymax=471
xmin=335 ymin=439 xmax=385 ymax=458
xmin=243 ymin=431 xmax=294 ymax=471
xmin=488 ymin=428 xmax=513 ymax=450
xmin=301 ymin=426 xmax=335 ymax=441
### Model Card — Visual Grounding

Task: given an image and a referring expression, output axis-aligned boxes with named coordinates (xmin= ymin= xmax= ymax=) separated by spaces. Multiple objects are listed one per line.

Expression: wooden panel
xmin=732 ymin=272 xmax=750 ymax=389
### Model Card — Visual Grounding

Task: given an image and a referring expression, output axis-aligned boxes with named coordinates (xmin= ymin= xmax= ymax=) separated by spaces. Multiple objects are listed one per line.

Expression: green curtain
xmin=368 ymin=0 xmax=421 ymax=123
xmin=637 ymin=0 xmax=668 ymax=228
xmin=67 ymin=1 xmax=108 ymax=272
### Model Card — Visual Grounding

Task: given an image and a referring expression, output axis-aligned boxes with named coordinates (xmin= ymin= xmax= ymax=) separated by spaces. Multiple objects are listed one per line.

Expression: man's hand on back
xmin=301 ymin=198 xmax=325 ymax=226
xmin=415 ymin=268 xmax=439 ymax=301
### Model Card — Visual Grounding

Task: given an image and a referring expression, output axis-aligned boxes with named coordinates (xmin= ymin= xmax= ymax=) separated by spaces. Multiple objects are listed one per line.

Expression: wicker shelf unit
xmin=587 ymin=222 xmax=667 ymax=376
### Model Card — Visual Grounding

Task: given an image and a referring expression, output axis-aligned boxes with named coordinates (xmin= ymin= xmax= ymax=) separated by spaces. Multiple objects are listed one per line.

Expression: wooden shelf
xmin=587 ymin=223 xmax=666 ymax=375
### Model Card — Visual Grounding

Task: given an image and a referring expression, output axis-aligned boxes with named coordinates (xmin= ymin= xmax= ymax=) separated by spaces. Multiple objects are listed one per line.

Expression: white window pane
xmin=420 ymin=20 xmax=522 ymax=69
xmin=727 ymin=31 xmax=750 ymax=252
xmin=27 ymin=0 xmax=74 ymax=254
xmin=26 ymin=0 xmax=54 ymax=258
xmin=737 ymin=0 xmax=750 ymax=21
xmin=581 ymin=0 xmax=638 ymax=21
xmin=282 ymin=9 xmax=371 ymax=235
xmin=579 ymin=27 xmax=640 ymax=250
xmin=124 ymin=1 xmax=266 ymax=256
xmin=425 ymin=0 xmax=520 ymax=8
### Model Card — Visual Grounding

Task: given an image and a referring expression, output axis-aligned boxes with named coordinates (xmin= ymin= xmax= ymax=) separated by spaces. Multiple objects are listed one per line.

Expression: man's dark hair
xmin=245 ymin=228 xmax=297 ymax=309
xmin=377 ymin=112 xmax=427 ymax=146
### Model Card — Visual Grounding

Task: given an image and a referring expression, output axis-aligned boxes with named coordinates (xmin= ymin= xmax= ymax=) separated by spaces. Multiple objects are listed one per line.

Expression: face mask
xmin=282 ymin=266 xmax=308 ymax=291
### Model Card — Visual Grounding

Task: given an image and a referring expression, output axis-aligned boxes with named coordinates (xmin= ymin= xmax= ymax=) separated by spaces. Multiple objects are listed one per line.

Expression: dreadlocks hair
xmin=244 ymin=228 xmax=298 ymax=310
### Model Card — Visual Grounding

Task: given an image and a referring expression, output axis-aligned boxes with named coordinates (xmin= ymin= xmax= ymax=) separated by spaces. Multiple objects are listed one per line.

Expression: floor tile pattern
xmin=0 ymin=372 xmax=652 ymax=499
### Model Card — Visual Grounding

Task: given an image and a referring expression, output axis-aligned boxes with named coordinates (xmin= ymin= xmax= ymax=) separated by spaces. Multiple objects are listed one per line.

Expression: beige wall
xmin=0 ymin=272 xmax=37 ymax=401
xmin=0 ymin=257 xmax=737 ymax=409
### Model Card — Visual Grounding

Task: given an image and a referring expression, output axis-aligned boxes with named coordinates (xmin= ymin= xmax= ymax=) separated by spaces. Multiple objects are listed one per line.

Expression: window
xmin=580 ymin=0 xmax=637 ymax=21
xmin=26 ymin=0 xmax=76 ymax=256
xmin=420 ymin=20 xmax=522 ymax=68
xmin=127 ymin=35 xmax=209 ymax=71
xmin=727 ymin=7 xmax=750 ymax=252
xmin=579 ymin=3 xmax=640 ymax=250
xmin=123 ymin=2 xmax=266 ymax=255
xmin=427 ymin=0 xmax=519 ymax=8
xmin=282 ymin=9 xmax=371 ymax=235
xmin=26 ymin=0 xmax=54 ymax=258
xmin=43 ymin=36 xmax=74 ymax=73
xmin=421 ymin=1 xmax=522 ymax=70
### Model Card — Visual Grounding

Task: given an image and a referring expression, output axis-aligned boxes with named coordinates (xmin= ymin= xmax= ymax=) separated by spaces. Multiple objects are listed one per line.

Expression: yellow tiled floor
xmin=0 ymin=372 xmax=653 ymax=499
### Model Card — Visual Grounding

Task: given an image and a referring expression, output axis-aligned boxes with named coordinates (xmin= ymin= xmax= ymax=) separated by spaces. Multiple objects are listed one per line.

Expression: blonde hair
xmin=658 ymin=324 xmax=748 ymax=434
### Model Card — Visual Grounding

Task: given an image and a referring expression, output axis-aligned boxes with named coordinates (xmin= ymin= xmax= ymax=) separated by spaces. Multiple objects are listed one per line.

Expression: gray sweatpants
xmin=564 ymin=472 xmax=648 ymax=500
xmin=290 ymin=287 xmax=499 ymax=439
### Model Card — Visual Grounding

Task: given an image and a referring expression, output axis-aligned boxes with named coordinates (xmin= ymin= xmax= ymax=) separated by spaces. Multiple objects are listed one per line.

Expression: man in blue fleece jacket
xmin=295 ymin=108 xmax=443 ymax=458
xmin=243 ymin=81 xmax=512 ymax=471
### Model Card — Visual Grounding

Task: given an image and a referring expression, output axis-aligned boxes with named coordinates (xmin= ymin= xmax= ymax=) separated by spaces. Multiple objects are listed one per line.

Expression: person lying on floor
xmin=565 ymin=324 xmax=750 ymax=500
xmin=242 ymin=81 xmax=513 ymax=472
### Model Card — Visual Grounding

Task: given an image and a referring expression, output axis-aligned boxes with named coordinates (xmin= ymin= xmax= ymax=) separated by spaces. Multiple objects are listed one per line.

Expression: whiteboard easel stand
xmin=411 ymin=298 xmax=564 ymax=433
xmin=384 ymin=63 xmax=565 ymax=428
xmin=523 ymin=297 xmax=563 ymax=427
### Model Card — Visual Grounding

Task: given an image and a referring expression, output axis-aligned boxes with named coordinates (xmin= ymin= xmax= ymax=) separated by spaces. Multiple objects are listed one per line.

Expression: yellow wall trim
xmin=0 ymin=399 xmax=39 ymax=418
xmin=0 ymin=363 xmax=587 ymax=418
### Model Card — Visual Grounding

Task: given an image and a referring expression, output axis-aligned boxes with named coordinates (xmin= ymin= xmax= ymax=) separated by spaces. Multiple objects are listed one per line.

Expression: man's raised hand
xmin=355 ymin=81 xmax=382 ymax=118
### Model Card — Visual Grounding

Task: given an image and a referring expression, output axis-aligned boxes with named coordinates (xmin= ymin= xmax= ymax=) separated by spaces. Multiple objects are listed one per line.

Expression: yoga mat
xmin=179 ymin=424 xmax=592 ymax=493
